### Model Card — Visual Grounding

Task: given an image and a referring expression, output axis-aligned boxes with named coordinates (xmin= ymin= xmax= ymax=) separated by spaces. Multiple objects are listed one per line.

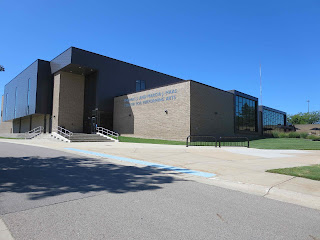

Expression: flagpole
xmin=260 ymin=64 xmax=262 ymax=106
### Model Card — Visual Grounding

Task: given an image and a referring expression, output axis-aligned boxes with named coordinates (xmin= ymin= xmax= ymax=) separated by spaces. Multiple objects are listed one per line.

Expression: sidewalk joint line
xmin=263 ymin=176 xmax=296 ymax=197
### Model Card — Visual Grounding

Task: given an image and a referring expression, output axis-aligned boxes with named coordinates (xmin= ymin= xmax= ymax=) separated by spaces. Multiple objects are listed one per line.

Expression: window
xmin=262 ymin=109 xmax=286 ymax=134
xmin=136 ymin=80 xmax=146 ymax=92
xmin=5 ymin=93 xmax=8 ymax=119
xmin=235 ymin=95 xmax=257 ymax=132
xmin=14 ymin=87 xmax=18 ymax=118
xmin=27 ymin=78 xmax=30 ymax=114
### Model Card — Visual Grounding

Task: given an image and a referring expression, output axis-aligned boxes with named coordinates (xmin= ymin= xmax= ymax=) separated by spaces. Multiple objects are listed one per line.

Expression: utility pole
xmin=307 ymin=100 xmax=310 ymax=113
xmin=260 ymin=64 xmax=262 ymax=106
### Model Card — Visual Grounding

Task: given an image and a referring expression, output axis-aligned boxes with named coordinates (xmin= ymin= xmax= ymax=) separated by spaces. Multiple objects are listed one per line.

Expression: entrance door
xmin=91 ymin=116 xmax=97 ymax=133
xmin=90 ymin=109 xmax=100 ymax=133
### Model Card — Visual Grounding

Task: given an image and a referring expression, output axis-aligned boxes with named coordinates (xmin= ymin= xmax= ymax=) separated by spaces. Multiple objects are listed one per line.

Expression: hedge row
xmin=272 ymin=131 xmax=320 ymax=140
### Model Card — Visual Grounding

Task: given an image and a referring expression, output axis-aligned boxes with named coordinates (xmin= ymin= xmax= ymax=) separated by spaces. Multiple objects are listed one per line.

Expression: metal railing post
xmin=95 ymin=126 xmax=119 ymax=141
xmin=218 ymin=137 xmax=250 ymax=148
xmin=25 ymin=126 xmax=44 ymax=139
xmin=185 ymin=135 xmax=217 ymax=148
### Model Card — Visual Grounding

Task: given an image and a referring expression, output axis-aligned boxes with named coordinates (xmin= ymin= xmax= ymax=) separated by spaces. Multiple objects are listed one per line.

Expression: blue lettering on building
xmin=124 ymin=89 xmax=178 ymax=107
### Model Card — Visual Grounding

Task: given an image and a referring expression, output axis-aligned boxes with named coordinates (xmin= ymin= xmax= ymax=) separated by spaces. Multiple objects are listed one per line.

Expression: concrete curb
xmin=266 ymin=187 xmax=320 ymax=210
xmin=203 ymin=177 xmax=320 ymax=210
xmin=70 ymin=148 xmax=320 ymax=211
xmin=207 ymin=177 xmax=270 ymax=196
xmin=1 ymin=139 xmax=319 ymax=211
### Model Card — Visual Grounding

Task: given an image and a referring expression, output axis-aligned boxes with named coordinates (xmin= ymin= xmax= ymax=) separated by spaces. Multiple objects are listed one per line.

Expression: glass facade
xmin=235 ymin=95 xmax=257 ymax=132
xmin=263 ymin=108 xmax=286 ymax=134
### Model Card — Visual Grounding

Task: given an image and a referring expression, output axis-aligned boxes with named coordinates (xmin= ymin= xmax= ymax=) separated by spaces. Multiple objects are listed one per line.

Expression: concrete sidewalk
xmin=0 ymin=219 xmax=14 ymax=240
xmin=1 ymin=138 xmax=320 ymax=210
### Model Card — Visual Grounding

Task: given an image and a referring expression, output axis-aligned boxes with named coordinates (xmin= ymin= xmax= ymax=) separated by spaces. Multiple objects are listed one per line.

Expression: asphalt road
xmin=0 ymin=142 xmax=319 ymax=240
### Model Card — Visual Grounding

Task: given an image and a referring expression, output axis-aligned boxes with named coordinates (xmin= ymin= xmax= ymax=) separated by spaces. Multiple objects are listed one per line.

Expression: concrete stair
xmin=69 ymin=133 xmax=114 ymax=142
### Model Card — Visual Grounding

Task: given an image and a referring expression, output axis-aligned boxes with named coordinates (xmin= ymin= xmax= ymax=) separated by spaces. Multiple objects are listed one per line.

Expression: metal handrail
xmin=218 ymin=137 xmax=250 ymax=148
xmin=25 ymin=126 xmax=44 ymax=139
xmin=186 ymin=135 xmax=217 ymax=147
xmin=96 ymin=126 xmax=119 ymax=141
xmin=52 ymin=126 xmax=73 ymax=140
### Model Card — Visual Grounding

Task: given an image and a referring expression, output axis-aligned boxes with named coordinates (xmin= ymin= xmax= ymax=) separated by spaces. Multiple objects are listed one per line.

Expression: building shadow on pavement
xmin=0 ymin=155 xmax=178 ymax=201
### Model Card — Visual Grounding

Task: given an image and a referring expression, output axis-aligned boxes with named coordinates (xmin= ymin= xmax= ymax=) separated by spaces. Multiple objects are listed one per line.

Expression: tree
xmin=0 ymin=65 xmax=4 ymax=71
xmin=287 ymin=111 xmax=320 ymax=124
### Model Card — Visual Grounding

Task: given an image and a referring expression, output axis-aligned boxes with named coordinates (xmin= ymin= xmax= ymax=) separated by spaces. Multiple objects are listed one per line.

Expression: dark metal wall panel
xmin=3 ymin=61 xmax=39 ymax=121
xmin=50 ymin=47 xmax=72 ymax=74
xmin=83 ymin=71 xmax=97 ymax=133
xmin=36 ymin=60 xmax=53 ymax=114
xmin=71 ymin=47 xmax=184 ymax=129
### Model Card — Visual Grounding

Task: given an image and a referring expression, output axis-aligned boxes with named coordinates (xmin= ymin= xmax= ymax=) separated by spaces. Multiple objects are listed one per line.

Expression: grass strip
xmin=117 ymin=136 xmax=320 ymax=150
xmin=267 ymin=165 xmax=320 ymax=181
xmin=118 ymin=136 xmax=185 ymax=145
xmin=0 ymin=137 xmax=23 ymax=139
xmin=250 ymin=138 xmax=320 ymax=150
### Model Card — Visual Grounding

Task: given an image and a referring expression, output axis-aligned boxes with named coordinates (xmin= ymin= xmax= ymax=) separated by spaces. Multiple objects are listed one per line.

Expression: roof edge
xmin=4 ymin=59 xmax=46 ymax=88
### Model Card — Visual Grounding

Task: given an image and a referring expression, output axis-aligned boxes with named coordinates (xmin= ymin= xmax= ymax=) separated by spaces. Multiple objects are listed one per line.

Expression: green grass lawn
xmin=0 ymin=137 xmax=22 ymax=139
xmin=267 ymin=165 xmax=320 ymax=181
xmin=118 ymin=136 xmax=185 ymax=145
xmin=117 ymin=136 xmax=320 ymax=149
xmin=250 ymin=138 xmax=320 ymax=150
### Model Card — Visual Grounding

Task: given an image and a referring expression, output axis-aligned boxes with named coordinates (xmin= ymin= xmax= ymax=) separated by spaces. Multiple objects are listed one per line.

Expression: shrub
xmin=288 ymin=132 xmax=301 ymax=138
xmin=279 ymin=132 xmax=288 ymax=138
xmin=299 ymin=132 xmax=308 ymax=139
xmin=272 ymin=131 xmax=280 ymax=138
xmin=307 ymin=135 xmax=320 ymax=141
xmin=270 ymin=131 xmax=315 ymax=139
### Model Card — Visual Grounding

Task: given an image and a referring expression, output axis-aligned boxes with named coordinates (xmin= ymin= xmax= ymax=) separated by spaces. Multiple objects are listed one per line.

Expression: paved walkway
xmin=1 ymin=137 xmax=320 ymax=210
xmin=1 ymin=141 xmax=320 ymax=240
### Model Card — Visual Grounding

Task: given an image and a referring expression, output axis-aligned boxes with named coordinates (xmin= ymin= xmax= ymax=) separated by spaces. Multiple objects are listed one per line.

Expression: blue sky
xmin=0 ymin=0 xmax=319 ymax=114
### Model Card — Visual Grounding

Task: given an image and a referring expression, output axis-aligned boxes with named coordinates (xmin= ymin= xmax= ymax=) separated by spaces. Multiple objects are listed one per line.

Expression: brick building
xmin=0 ymin=47 xmax=287 ymax=140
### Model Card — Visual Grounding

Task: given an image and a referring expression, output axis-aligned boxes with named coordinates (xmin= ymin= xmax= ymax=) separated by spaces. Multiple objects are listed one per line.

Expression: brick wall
xmin=0 ymin=95 xmax=13 ymax=133
xmin=52 ymin=73 xmax=61 ymax=130
xmin=114 ymin=81 xmax=190 ymax=141
xmin=0 ymin=120 xmax=12 ymax=133
xmin=190 ymin=81 xmax=234 ymax=137
xmin=52 ymin=72 xmax=85 ymax=132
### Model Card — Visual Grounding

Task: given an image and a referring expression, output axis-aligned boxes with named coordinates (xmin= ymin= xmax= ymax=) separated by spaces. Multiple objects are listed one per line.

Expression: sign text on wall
xmin=124 ymin=89 xmax=178 ymax=107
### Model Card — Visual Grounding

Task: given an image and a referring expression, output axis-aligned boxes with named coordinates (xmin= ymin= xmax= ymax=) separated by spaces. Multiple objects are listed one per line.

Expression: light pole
xmin=307 ymin=100 xmax=310 ymax=113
